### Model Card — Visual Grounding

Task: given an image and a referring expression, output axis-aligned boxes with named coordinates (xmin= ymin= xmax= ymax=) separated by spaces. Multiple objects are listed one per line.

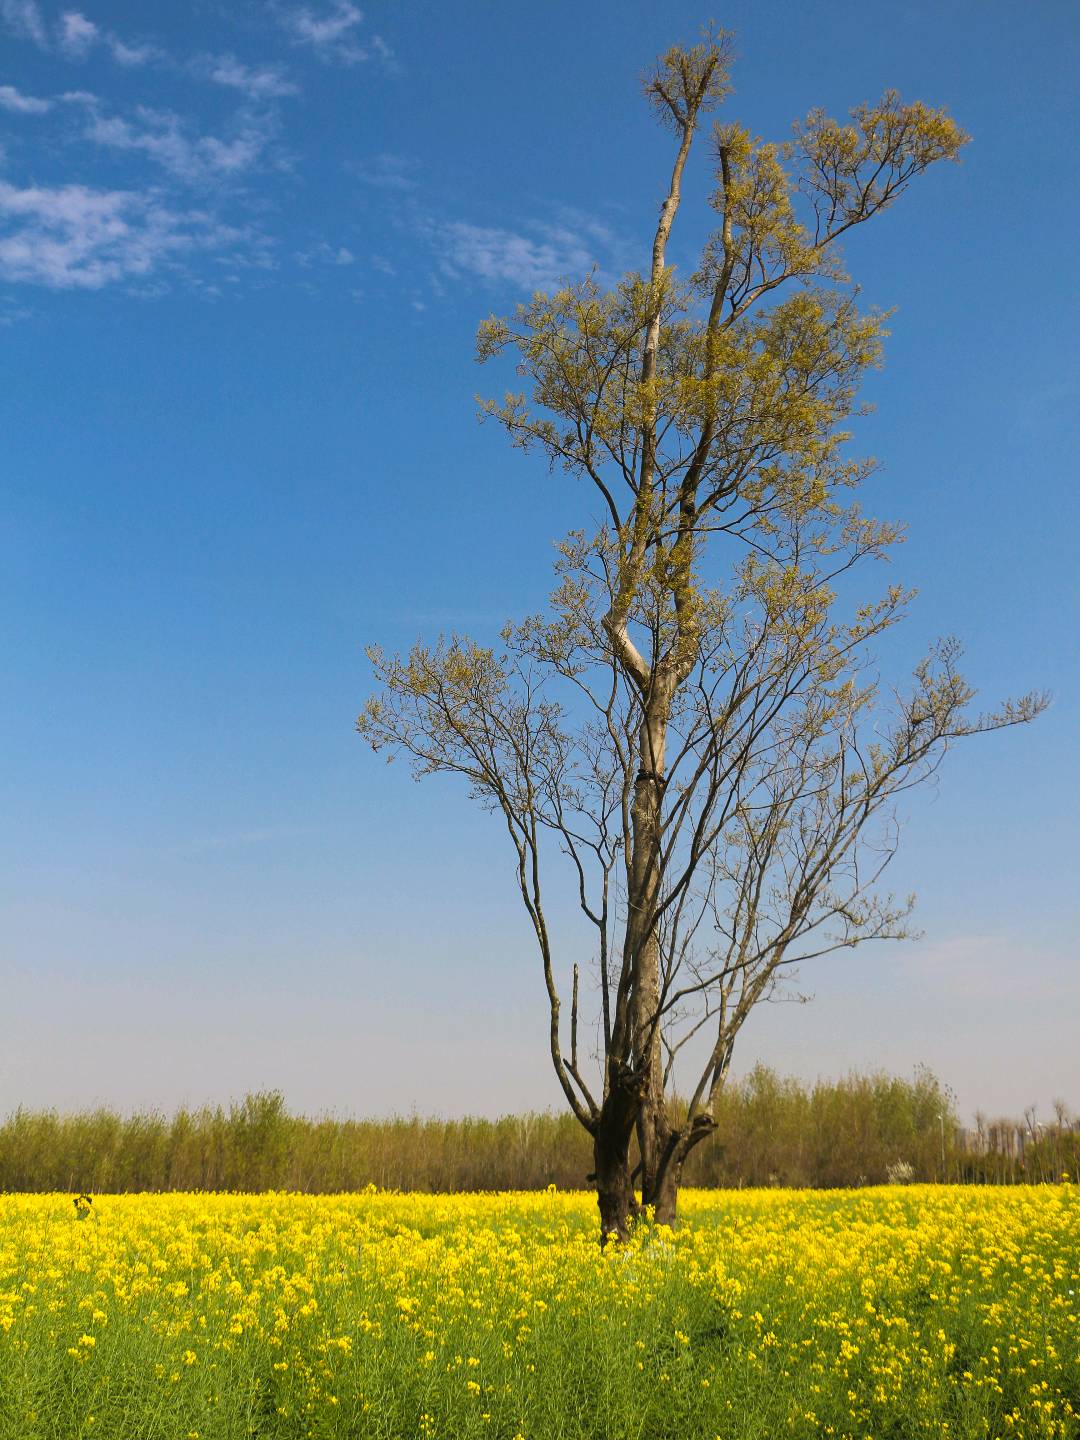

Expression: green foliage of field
xmin=8 ymin=1066 xmax=1070 ymax=1194
xmin=1 ymin=1186 xmax=1078 ymax=1440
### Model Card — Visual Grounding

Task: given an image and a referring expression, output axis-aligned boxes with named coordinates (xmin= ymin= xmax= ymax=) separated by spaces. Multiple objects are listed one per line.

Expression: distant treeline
xmin=1 ymin=1067 xmax=1076 ymax=1193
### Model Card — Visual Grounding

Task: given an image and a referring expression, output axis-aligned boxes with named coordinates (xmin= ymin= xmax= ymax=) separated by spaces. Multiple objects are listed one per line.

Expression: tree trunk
xmin=632 ymin=838 xmax=668 ymax=1208
xmin=650 ymin=1153 xmax=682 ymax=1226
xmin=593 ymin=1134 xmax=637 ymax=1244
xmin=592 ymin=1069 xmax=642 ymax=1243
xmin=646 ymin=1119 xmax=716 ymax=1225
xmin=628 ymin=682 xmax=673 ymax=1211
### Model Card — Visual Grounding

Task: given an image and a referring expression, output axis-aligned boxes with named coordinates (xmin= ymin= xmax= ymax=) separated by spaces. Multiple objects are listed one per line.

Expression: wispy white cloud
xmin=0 ymin=0 xmax=47 ymax=46
xmin=0 ymin=295 xmax=32 ymax=324
xmin=283 ymin=1 xmax=390 ymax=66
xmin=348 ymin=152 xmax=417 ymax=191
xmin=417 ymin=206 xmax=637 ymax=295
xmin=0 ymin=7 xmax=383 ymax=304
xmin=84 ymin=104 xmax=276 ymax=184
xmin=57 ymin=9 xmax=97 ymax=57
xmin=369 ymin=34 xmax=396 ymax=71
xmin=126 ymin=277 xmax=171 ymax=299
xmin=0 ymin=179 xmax=251 ymax=290
xmin=295 ymin=239 xmax=354 ymax=267
xmin=107 ymin=35 xmax=160 ymax=67
xmin=53 ymin=12 xmax=299 ymax=101
xmin=287 ymin=0 xmax=362 ymax=53
xmin=202 ymin=54 xmax=298 ymax=101
xmin=433 ymin=219 xmax=598 ymax=292
xmin=0 ymin=82 xmax=52 ymax=114
xmin=2 ymin=1 xmax=160 ymax=66
xmin=60 ymin=8 xmax=160 ymax=66
xmin=31 ymin=5 xmax=164 ymax=67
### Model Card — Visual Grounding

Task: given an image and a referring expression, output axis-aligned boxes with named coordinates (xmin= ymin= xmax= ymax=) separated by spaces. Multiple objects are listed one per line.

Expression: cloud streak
xmin=0 ymin=0 xmax=46 ymax=46
xmin=406 ymin=204 xmax=640 ymax=300
xmin=286 ymin=1 xmax=363 ymax=60
xmin=83 ymin=104 xmax=277 ymax=185
xmin=295 ymin=239 xmax=354 ymax=267
xmin=283 ymin=2 xmax=393 ymax=67
xmin=106 ymin=35 xmax=161 ymax=66
xmin=0 ymin=3 xmax=389 ymax=299
xmin=0 ymin=82 xmax=52 ymax=113
xmin=2 ymin=3 xmax=158 ymax=65
xmin=203 ymin=54 xmax=298 ymax=100
xmin=58 ymin=8 xmax=97 ymax=57
xmin=432 ymin=219 xmax=605 ymax=292
xmin=0 ymin=179 xmax=253 ymax=290
xmin=348 ymin=152 xmax=418 ymax=191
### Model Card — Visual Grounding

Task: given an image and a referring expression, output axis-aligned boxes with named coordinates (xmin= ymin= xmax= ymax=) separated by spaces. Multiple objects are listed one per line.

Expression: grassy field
xmin=0 ymin=1186 xmax=1077 ymax=1440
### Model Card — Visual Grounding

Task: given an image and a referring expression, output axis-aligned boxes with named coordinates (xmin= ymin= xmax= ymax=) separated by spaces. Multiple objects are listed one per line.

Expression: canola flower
xmin=0 ymin=1185 xmax=1077 ymax=1439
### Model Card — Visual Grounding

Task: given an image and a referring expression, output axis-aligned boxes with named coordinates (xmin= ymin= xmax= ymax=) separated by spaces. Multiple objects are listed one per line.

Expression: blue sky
xmin=1 ymin=0 xmax=1077 ymax=1124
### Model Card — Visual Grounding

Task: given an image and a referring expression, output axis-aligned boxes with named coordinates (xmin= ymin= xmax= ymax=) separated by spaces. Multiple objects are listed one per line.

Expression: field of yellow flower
xmin=0 ymin=1185 xmax=1077 ymax=1439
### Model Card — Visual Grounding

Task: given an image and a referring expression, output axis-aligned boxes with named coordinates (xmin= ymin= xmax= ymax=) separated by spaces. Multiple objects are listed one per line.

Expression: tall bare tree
xmin=358 ymin=29 xmax=1044 ymax=1239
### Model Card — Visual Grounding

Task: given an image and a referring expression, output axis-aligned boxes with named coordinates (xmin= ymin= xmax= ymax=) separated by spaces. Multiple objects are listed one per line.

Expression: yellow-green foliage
xmin=1 ymin=1186 xmax=1078 ymax=1439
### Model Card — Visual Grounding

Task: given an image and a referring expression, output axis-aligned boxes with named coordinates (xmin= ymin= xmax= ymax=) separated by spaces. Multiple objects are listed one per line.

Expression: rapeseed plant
xmin=0 ymin=1187 xmax=1076 ymax=1438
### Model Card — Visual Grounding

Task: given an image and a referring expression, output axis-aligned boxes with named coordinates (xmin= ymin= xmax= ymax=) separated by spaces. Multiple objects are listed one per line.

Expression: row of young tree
xmin=3 ymin=1070 xmax=1076 ymax=1195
